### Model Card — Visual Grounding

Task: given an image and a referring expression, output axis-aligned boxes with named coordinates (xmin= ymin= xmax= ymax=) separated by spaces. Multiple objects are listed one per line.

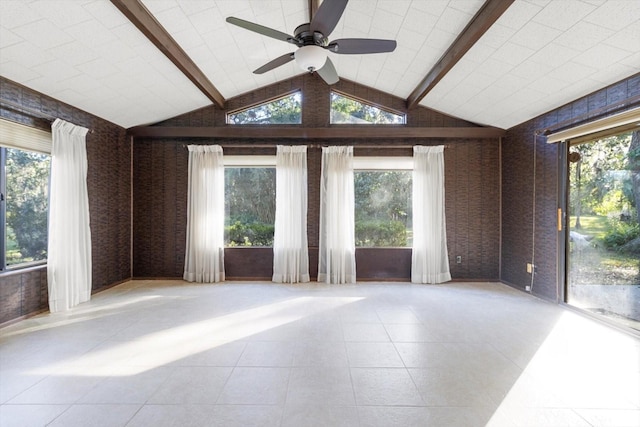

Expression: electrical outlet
xmin=456 ymin=255 xmax=462 ymax=264
xmin=526 ymin=263 xmax=533 ymax=273
xmin=525 ymin=285 xmax=531 ymax=292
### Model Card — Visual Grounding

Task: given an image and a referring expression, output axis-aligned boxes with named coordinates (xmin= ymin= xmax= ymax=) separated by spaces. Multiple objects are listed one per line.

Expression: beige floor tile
xmin=574 ymin=408 xmax=640 ymax=427
xmin=286 ymin=366 xmax=355 ymax=406
xmin=210 ymin=404 xmax=284 ymax=427
xmin=342 ymin=323 xmax=390 ymax=342
xmin=125 ymin=404 xmax=216 ymax=427
xmin=1 ymin=280 xmax=639 ymax=427
xmin=409 ymin=367 xmax=499 ymax=407
xmin=292 ymin=340 xmax=349 ymax=366
xmin=46 ymin=404 xmax=141 ymax=427
xmin=351 ymin=367 xmax=424 ymax=406
xmin=358 ymin=406 xmax=431 ymax=427
xmin=217 ymin=367 xmax=290 ymax=405
xmin=346 ymin=342 xmax=404 ymax=367
xmin=237 ymin=341 xmax=296 ymax=367
xmin=78 ymin=366 xmax=174 ymax=404
xmin=147 ymin=366 xmax=232 ymax=404
xmin=282 ymin=404 xmax=359 ymax=427
xmin=0 ymin=404 xmax=69 ymax=427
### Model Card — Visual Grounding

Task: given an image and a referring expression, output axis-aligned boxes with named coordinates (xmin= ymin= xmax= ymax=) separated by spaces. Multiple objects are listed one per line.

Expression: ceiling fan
xmin=226 ymin=0 xmax=397 ymax=85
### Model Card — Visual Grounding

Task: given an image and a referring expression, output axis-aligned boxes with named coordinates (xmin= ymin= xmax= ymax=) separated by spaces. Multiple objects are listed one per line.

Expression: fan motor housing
xmin=294 ymin=23 xmax=328 ymax=46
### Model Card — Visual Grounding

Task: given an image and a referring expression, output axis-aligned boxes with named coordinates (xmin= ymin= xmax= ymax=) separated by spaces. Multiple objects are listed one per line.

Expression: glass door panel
xmin=567 ymin=131 xmax=640 ymax=331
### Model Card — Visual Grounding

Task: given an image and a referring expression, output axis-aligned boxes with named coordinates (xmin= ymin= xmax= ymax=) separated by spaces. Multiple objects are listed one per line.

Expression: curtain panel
xmin=412 ymin=145 xmax=451 ymax=284
xmin=47 ymin=119 xmax=92 ymax=312
xmin=273 ymin=145 xmax=310 ymax=283
xmin=318 ymin=146 xmax=356 ymax=284
xmin=184 ymin=145 xmax=225 ymax=283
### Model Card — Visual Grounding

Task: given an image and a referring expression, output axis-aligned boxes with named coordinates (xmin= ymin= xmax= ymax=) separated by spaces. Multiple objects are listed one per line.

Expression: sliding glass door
xmin=566 ymin=131 xmax=639 ymax=331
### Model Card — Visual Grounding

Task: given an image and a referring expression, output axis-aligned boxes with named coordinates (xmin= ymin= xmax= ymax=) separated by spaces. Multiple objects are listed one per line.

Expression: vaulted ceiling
xmin=1 ymin=0 xmax=638 ymax=129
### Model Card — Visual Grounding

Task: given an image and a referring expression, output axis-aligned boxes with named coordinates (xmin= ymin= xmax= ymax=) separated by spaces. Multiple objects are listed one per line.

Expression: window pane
xmin=225 ymin=168 xmax=276 ymax=246
xmin=227 ymin=92 xmax=302 ymax=124
xmin=355 ymin=170 xmax=412 ymax=247
xmin=331 ymin=92 xmax=405 ymax=124
xmin=567 ymin=131 xmax=640 ymax=331
xmin=5 ymin=148 xmax=50 ymax=267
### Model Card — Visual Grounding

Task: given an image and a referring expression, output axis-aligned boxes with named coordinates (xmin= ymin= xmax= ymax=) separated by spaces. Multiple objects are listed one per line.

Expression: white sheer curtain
xmin=412 ymin=145 xmax=451 ymax=284
xmin=318 ymin=146 xmax=356 ymax=284
xmin=184 ymin=145 xmax=225 ymax=283
xmin=47 ymin=119 xmax=92 ymax=312
xmin=272 ymin=146 xmax=309 ymax=283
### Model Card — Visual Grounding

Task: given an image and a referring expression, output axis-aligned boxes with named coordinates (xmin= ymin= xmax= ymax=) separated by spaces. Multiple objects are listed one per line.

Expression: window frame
xmin=0 ymin=147 xmax=5 ymax=270
xmin=224 ymin=155 xmax=277 ymax=248
xmin=330 ymin=90 xmax=407 ymax=125
xmin=353 ymin=156 xmax=413 ymax=248
xmin=0 ymin=146 xmax=51 ymax=271
xmin=226 ymin=91 xmax=303 ymax=125
xmin=0 ymin=119 xmax=52 ymax=272
xmin=563 ymin=130 xmax=639 ymax=331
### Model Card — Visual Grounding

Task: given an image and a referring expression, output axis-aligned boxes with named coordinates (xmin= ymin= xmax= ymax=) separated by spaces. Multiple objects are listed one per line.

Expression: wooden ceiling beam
xmin=128 ymin=126 xmax=505 ymax=139
xmin=406 ymin=0 xmax=515 ymax=110
xmin=110 ymin=0 xmax=225 ymax=109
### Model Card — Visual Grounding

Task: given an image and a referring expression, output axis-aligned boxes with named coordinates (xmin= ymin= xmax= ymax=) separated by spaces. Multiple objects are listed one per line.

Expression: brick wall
xmin=133 ymin=74 xmax=500 ymax=280
xmin=0 ymin=77 xmax=131 ymax=324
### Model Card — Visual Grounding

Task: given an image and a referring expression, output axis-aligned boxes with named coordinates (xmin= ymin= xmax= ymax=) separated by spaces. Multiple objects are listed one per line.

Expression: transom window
xmin=227 ymin=92 xmax=302 ymax=125
xmin=331 ymin=91 xmax=405 ymax=124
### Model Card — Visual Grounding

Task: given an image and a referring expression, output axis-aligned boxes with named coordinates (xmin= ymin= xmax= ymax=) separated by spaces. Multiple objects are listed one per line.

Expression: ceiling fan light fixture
xmin=295 ymin=45 xmax=328 ymax=72
xmin=227 ymin=0 xmax=396 ymax=84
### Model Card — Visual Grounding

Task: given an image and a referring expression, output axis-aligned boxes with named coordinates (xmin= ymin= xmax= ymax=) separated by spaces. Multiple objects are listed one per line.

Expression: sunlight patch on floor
xmin=30 ymin=296 xmax=363 ymax=377
xmin=487 ymin=311 xmax=640 ymax=426
xmin=1 ymin=295 xmax=163 ymax=339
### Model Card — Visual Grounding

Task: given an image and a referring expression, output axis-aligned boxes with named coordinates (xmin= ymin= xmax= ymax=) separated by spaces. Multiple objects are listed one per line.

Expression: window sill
xmin=0 ymin=262 xmax=47 ymax=277
xmin=225 ymin=246 xmax=273 ymax=249
xmin=356 ymin=247 xmax=412 ymax=250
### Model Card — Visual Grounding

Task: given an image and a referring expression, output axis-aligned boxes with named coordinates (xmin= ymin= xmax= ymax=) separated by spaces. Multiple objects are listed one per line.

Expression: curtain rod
xmin=0 ymin=98 xmax=93 ymax=133
xmin=181 ymin=143 xmax=449 ymax=149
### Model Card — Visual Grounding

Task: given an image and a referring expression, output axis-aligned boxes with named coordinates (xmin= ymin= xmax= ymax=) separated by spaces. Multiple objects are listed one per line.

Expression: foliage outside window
xmin=354 ymin=170 xmax=412 ymax=247
xmin=225 ymin=167 xmax=276 ymax=246
xmin=569 ymin=132 xmax=639 ymax=256
xmin=331 ymin=92 xmax=405 ymax=124
xmin=227 ymin=92 xmax=302 ymax=124
xmin=2 ymin=147 xmax=50 ymax=268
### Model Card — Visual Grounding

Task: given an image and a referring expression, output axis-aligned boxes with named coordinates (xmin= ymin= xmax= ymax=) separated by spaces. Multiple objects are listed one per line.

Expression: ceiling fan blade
xmin=310 ymin=0 xmax=348 ymax=37
xmin=226 ymin=17 xmax=295 ymax=44
xmin=328 ymin=38 xmax=397 ymax=54
xmin=253 ymin=52 xmax=295 ymax=74
xmin=316 ymin=57 xmax=339 ymax=85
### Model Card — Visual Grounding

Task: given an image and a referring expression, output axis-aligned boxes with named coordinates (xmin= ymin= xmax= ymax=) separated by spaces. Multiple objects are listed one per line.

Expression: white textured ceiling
xmin=0 ymin=0 xmax=211 ymax=128
xmin=423 ymin=0 xmax=640 ymax=128
xmin=0 ymin=0 xmax=639 ymax=129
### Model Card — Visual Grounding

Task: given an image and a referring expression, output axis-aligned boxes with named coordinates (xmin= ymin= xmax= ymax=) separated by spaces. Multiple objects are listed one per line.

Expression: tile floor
xmin=0 ymin=280 xmax=639 ymax=427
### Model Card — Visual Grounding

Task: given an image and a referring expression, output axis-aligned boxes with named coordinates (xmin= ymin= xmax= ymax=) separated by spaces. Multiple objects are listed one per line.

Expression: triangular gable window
xmin=227 ymin=92 xmax=302 ymax=124
xmin=331 ymin=91 xmax=405 ymax=124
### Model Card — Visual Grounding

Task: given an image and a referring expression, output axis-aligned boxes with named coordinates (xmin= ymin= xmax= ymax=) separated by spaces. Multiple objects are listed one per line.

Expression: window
xmin=331 ymin=91 xmax=405 ymax=124
xmin=0 ymin=119 xmax=52 ymax=270
xmin=224 ymin=156 xmax=276 ymax=246
xmin=227 ymin=92 xmax=302 ymax=124
xmin=353 ymin=157 xmax=412 ymax=247
xmin=566 ymin=131 xmax=640 ymax=331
